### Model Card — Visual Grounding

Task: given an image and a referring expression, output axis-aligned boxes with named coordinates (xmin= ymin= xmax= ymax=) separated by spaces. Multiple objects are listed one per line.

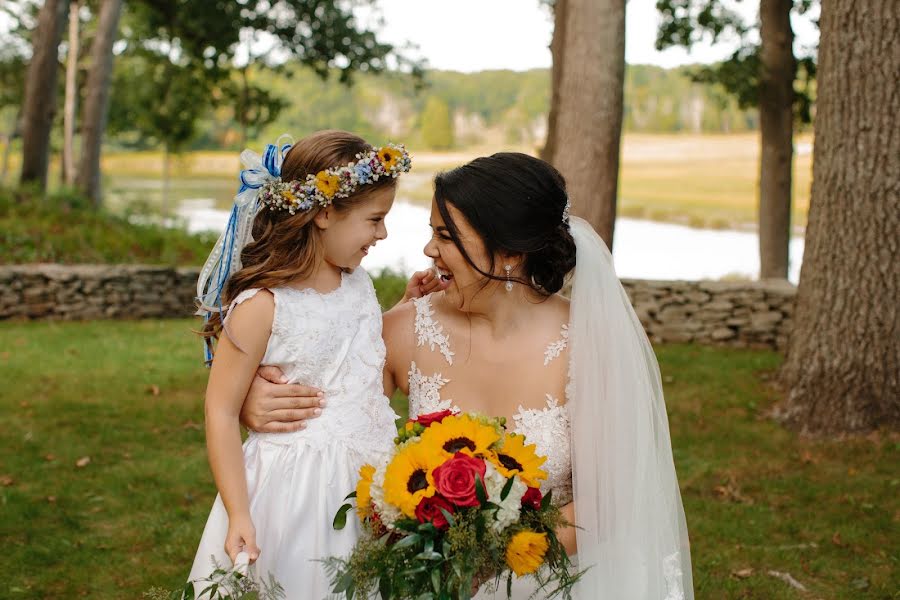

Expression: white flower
xmin=483 ymin=462 xmax=526 ymax=532
xmin=370 ymin=458 xmax=402 ymax=528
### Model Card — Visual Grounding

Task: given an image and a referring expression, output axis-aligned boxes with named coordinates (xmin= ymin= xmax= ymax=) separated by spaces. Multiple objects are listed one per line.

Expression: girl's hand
xmin=225 ymin=515 xmax=260 ymax=565
xmin=401 ymin=269 xmax=448 ymax=302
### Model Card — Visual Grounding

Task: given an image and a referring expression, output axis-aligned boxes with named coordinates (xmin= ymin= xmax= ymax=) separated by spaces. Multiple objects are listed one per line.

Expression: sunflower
xmin=505 ymin=530 xmax=549 ymax=576
xmin=356 ymin=464 xmax=376 ymax=520
xmin=383 ymin=441 xmax=443 ymax=517
xmin=376 ymin=146 xmax=398 ymax=171
xmin=419 ymin=413 xmax=501 ymax=459
xmin=489 ymin=433 xmax=547 ymax=488
xmin=314 ymin=171 xmax=341 ymax=199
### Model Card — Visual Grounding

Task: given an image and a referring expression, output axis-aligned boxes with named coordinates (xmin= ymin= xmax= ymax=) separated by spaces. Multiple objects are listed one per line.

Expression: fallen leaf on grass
xmin=44 ymin=454 xmax=56 ymax=462
xmin=831 ymin=532 xmax=844 ymax=547
xmin=19 ymin=401 xmax=30 ymax=409
xmin=75 ymin=457 xmax=91 ymax=468
xmin=146 ymin=385 xmax=161 ymax=396
xmin=850 ymin=577 xmax=870 ymax=590
xmin=182 ymin=420 xmax=202 ymax=430
xmin=47 ymin=496 xmax=56 ymax=503
xmin=767 ymin=570 xmax=807 ymax=591
xmin=1 ymin=475 xmax=14 ymax=486
xmin=731 ymin=568 xmax=753 ymax=579
xmin=713 ymin=481 xmax=752 ymax=504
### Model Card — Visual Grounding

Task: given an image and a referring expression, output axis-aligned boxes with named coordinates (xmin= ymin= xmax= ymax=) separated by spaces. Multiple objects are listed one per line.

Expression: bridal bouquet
xmin=325 ymin=411 xmax=581 ymax=599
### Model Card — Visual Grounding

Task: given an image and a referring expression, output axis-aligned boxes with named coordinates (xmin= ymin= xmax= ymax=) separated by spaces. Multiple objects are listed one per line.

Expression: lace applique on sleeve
xmin=408 ymin=361 xmax=455 ymax=417
xmin=543 ymin=324 xmax=569 ymax=366
xmin=413 ymin=296 xmax=454 ymax=365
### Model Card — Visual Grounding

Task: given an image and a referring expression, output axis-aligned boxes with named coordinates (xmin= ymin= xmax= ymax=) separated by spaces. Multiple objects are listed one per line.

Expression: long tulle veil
xmin=567 ymin=216 xmax=693 ymax=599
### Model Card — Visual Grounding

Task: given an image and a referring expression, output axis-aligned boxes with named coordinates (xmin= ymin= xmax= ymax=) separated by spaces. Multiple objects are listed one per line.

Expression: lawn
xmin=0 ymin=319 xmax=895 ymax=599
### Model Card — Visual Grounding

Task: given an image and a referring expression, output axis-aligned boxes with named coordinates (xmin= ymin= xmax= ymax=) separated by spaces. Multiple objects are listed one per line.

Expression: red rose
xmin=413 ymin=410 xmax=454 ymax=427
xmin=432 ymin=452 xmax=487 ymax=507
xmin=415 ymin=494 xmax=455 ymax=530
xmin=521 ymin=486 xmax=543 ymax=510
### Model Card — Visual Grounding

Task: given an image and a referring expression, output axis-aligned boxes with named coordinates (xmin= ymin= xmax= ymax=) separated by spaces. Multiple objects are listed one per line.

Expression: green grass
xmin=0 ymin=320 xmax=896 ymax=599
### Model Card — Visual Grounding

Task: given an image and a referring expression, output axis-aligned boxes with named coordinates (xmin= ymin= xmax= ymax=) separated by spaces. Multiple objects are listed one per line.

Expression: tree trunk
xmin=19 ymin=0 xmax=69 ymax=190
xmin=62 ymin=0 xmax=80 ymax=186
xmin=542 ymin=0 xmax=625 ymax=249
xmin=758 ymin=0 xmax=795 ymax=280
xmin=76 ymin=0 xmax=123 ymax=207
xmin=162 ymin=142 xmax=171 ymax=221
xmin=778 ymin=0 xmax=900 ymax=434
xmin=540 ymin=0 xmax=566 ymax=163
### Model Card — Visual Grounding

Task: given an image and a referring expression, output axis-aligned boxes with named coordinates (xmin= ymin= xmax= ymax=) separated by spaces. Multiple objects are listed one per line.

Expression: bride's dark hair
xmin=432 ymin=152 xmax=576 ymax=295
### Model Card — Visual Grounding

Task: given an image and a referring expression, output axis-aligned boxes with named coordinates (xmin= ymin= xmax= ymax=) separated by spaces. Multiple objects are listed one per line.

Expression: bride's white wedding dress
xmin=188 ymin=267 xmax=398 ymax=599
xmin=405 ymin=216 xmax=693 ymax=600
xmin=407 ymin=294 xmax=574 ymax=599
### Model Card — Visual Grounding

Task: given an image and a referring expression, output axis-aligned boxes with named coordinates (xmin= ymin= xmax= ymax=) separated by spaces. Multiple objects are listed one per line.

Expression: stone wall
xmin=0 ymin=265 xmax=797 ymax=350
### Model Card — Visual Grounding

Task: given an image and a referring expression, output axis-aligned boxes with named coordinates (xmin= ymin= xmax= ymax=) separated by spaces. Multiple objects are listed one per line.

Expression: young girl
xmin=188 ymin=130 xmax=422 ymax=597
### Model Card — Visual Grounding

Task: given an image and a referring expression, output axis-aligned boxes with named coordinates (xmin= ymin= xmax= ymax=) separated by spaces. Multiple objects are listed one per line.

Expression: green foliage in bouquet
xmin=144 ymin=558 xmax=285 ymax=600
xmin=324 ymin=411 xmax=584 ymax=599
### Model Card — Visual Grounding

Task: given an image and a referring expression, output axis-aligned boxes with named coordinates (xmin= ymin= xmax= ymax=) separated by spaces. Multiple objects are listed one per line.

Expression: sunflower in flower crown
xmin=315 ymin=171 xmax=341 ymax=199
xmin=489 ymin=433 xmax=547 ymax=488
xmin=376 ymin=146 xmax=399 ymax=171
xmin=384 ymin=440 xmax=443 ymax=517
xmin=419 ymin=413 xmax=501 ymax=460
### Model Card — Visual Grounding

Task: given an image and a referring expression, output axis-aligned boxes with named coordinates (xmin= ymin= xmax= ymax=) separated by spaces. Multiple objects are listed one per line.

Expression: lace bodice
xmin=407 ymin=295 xmax=573 ymax=504
xmin=229 ymin=268 xmax=396 ymax=454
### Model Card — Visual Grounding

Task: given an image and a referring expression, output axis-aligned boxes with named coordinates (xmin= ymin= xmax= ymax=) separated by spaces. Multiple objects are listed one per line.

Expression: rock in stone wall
xmin=0 ymin=265 xmax=797 ymax=350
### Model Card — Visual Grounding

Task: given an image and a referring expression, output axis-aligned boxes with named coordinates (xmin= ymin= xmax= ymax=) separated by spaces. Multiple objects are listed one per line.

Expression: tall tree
xmin=62 ymin=0 xmax=80 ymax=185
xmin=543 ymin=0 xmax=626 ymax=248
xmin=778 ymin=0 xmax=899 ymax=434
xmin=757 ymin=0 xmax=795 ymax=279
xmin=19 ymin=0 xmax=68 ymax=190
xmin=75 ymin=0 xmax=122 ymax=206
xmin=656 ymin=0 xmax=817 ymax=280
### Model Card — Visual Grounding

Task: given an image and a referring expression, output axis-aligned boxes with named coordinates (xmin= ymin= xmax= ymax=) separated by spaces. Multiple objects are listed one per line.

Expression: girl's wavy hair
xmin=200 ymin=130 xmax=397 ymax=355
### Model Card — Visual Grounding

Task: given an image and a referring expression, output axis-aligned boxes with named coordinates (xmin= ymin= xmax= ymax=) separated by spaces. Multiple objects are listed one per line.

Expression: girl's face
xmin=317 ymin=187 xmax=395 ymax=270
xmin=424 ymin=198 xmax=502 ymax=309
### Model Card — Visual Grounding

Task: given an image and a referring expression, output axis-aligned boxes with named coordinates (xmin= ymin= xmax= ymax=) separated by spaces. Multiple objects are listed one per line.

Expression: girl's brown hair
xmin=201 ymin=130 xmax=397 ymax=354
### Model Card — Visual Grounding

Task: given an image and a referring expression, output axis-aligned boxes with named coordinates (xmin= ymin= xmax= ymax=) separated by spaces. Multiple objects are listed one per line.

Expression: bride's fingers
xmin=260 ymin=420 xmax=306 ymax=433
xmin=272 ymin=383 xmax=324 ymax=400
xmin=267 ymin=408 xmax=319 ymax=422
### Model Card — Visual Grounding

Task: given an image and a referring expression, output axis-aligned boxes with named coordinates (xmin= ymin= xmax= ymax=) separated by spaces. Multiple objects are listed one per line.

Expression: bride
xmin=243 ymin=152 xmax=693 ymax=599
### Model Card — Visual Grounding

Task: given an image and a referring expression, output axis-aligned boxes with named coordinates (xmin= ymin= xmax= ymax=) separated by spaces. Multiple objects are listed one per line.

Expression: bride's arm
xmin=557 ymin=502 xmax=578 ymax=555
xmin=382 ymin=301 xmax=417 ymax=398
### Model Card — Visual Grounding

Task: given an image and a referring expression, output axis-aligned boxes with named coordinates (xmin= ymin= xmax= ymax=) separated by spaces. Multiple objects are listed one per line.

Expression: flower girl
xmin=188 ymin=130 xmax=412 ymax=597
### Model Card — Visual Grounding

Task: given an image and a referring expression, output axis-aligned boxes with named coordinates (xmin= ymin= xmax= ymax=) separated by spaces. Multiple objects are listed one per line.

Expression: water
xmin=176 ymin=199 xmax=805 ymax=283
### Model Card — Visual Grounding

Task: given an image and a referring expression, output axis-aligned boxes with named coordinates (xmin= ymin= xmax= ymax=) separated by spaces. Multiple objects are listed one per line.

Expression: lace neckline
xmin=281 ymin=269 xmax=350 ymax=298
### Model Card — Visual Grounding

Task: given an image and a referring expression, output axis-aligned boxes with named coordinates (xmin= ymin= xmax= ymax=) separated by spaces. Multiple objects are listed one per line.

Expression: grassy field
xmin=2 ymin=133 xmax=813 ymax=231
xmin=0 ymin=318 xmax=895 ymax=599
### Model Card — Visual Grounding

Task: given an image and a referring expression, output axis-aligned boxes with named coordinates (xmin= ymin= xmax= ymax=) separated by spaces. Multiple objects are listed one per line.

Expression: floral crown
xmin=260 ymin=143 xmax=411 ymax=214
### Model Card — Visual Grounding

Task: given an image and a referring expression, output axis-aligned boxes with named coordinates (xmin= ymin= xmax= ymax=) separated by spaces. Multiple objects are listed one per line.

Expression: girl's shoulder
xmin=223 ymin=288 xmax=275 ymax=335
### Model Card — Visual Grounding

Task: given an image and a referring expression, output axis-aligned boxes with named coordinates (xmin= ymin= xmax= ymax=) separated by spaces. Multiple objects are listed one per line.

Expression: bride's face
xmin=424 ymin=199 xmax=502 ymax=309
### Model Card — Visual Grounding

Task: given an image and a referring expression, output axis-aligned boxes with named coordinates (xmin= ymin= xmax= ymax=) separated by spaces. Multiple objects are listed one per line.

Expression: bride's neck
xmin=458 ymin=284 xmax=545 ymax=337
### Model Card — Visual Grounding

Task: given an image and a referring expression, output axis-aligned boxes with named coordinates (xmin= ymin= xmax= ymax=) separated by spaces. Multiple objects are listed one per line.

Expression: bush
xmin=0 ymin=186 xmax=216 ymax=265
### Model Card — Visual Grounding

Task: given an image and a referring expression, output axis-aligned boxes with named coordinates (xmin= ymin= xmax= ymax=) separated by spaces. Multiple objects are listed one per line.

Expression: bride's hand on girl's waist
xmin=240 ymin=366 xmax=326 ymax=433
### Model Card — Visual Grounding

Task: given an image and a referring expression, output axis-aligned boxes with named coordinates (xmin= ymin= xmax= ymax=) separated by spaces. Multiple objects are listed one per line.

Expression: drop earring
xmin=504 ymin=264 xmax=513 ymax=292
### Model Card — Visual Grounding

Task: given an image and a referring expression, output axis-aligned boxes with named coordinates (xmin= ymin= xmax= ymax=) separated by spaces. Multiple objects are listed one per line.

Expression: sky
xmin=361 ymin=0 xmax=819 ymax=72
